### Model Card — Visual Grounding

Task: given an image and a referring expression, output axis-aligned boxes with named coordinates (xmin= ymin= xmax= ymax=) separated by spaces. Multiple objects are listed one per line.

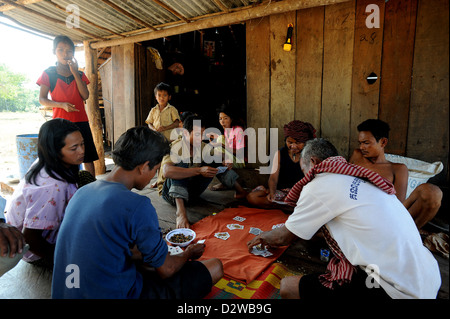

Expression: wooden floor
xmin=0 ymin=169 xmax=448 ymax=299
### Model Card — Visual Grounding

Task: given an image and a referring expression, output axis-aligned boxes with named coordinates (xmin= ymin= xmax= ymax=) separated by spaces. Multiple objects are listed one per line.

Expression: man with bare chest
xmin=350 ymin=119 xmax=442 ymax=229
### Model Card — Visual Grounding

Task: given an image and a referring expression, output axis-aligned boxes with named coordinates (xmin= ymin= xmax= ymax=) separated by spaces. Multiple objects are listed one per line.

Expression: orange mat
xmin=191 ymin=206 xmax=289 ymax=284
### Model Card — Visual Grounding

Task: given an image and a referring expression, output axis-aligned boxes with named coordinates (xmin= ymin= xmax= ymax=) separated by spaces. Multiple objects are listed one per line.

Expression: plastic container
xmin=166 ymin=228 xmax=196 ymax=247
xmin=16 ymin=134 xmax=39 ymax=179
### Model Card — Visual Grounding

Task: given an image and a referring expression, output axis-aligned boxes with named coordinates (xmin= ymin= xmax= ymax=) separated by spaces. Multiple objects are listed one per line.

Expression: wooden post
xmin=84 ymin=40 xmax=106 ymax=176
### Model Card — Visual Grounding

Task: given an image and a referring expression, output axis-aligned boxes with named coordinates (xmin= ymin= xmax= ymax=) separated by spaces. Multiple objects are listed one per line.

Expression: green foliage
xmin=0 ymin=64 xmax=40 ymax=112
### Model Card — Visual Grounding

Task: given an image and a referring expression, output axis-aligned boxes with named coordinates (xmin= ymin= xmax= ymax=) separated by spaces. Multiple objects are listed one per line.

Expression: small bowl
xmin=166 ymin=228 xmax=196 ymax=247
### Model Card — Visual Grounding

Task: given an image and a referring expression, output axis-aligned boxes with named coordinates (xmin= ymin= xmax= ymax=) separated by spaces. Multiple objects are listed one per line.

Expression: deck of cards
xmin=249 ymin=227 xmax=262 ymax=235
xmin=251 ymin=244 xmax=273 ymax=257
xmin=216 ymin=166 xmax=228 ymax=174
xmin=215 ymin=232 xmax=230 ymax=240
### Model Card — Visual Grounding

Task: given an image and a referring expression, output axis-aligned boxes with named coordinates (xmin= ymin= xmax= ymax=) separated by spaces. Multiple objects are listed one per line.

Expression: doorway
xmin=141 ymin=24 xmax=247 ymax=129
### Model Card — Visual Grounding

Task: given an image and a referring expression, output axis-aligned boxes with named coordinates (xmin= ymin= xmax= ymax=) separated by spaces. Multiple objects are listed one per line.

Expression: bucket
xmin=16 ymin=134 xmax=39 ymax=179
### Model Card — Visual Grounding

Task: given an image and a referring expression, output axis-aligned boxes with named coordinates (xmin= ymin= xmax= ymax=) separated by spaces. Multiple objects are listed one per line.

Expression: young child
xmin=37 ymin=35 xmax=98 ymax=177
xmin=52 ymin=126 xmax=223 ymax=299
xmin=5 ymin=118 xmax=85 ymax=268
xmin=145 ymin=82 xmax=180 ymax=141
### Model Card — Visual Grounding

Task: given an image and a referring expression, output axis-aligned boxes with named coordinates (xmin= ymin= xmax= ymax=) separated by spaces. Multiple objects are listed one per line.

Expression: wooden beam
xmin=0 ymin=0 xmax=101 ymax=39
xmin=83 ymin=40 xmax=106 ymax=176
xmin=99 ymin=0 xmax=157 ymax=31
xmin=0 ymin=0 xmax=44 ymax=12
xmin=151 ymin=0 xmax=190 ymax=23
xmin=213 ymin=0 xmax=230 ymax=13
xmin=91 ymin=0 xmax=351 ymax=49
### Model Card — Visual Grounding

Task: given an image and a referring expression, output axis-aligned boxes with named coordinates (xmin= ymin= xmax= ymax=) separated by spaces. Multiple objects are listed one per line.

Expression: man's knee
xmin=415 ymin=183 xmax=443 ymax=208
xmin=280 ymin=275 xmax=301 ymax=299
xmin=202 ymin=258 xmax=223 ymax=285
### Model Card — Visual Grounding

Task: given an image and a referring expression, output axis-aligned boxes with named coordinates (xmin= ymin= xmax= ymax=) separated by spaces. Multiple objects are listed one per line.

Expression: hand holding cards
xmin=250 ymin=244 xmax=273 ymax=257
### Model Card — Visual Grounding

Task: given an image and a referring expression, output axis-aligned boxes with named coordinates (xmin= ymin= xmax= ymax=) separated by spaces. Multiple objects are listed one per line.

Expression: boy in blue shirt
xmin=52 ymin=126 xmax=223 ymax=298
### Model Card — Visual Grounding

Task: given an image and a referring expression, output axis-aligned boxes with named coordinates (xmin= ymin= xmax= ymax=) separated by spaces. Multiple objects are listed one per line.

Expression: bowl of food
xmin=166 ymin=228 xmax=196 ymax=247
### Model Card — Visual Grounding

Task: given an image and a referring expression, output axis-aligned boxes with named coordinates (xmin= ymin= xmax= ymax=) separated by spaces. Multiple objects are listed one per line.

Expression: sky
xmin=0 ymin=16 xmax=85 ymax=89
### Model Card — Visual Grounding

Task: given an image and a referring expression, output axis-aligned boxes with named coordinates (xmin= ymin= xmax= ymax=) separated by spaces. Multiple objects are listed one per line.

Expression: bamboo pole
xmin=84 ymin=41 xmax=106 ymax=176
xmin=90 ymin=0 xmax=350 ymax=49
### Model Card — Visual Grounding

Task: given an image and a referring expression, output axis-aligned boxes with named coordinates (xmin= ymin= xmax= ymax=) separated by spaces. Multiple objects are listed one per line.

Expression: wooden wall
xmin=246 ymin=0 xmax=449 ymax=183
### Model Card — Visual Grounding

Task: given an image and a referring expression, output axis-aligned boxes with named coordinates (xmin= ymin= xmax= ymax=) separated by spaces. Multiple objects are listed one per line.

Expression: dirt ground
xmin=0 ymin=112 xmax=46 ymax=197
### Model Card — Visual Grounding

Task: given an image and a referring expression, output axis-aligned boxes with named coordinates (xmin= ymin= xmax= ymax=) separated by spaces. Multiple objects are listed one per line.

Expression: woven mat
xmin=204 ymin=262 xmax=300 ymax=299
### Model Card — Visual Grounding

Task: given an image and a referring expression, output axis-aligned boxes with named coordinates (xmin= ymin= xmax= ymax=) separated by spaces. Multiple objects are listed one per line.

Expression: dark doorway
xmin=141 ymin=24 xmax=247 ymax=128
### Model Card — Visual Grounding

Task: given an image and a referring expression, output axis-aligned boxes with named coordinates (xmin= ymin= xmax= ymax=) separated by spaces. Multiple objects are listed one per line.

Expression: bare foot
xmin=209 ymin=183 xmax=227 ymax=191
xmin=176 ymin=215 xmax=190 ymax=229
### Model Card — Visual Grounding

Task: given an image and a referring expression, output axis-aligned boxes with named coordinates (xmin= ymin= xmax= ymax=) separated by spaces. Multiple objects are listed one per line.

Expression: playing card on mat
xmin=227 ymin=224 xmax=244 ymax=230
xmin=214 ymin=232 xmax=230 ymax=240
xmin=233 ymin=216 xmax=246 ymax=222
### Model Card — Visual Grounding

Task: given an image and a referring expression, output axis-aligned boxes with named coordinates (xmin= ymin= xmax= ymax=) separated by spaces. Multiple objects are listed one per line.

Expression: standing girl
xmin=37 ymin=35 xmax=98 ymax=177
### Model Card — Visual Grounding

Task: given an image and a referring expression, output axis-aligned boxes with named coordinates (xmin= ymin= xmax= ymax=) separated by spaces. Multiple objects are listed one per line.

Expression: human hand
xmin=156 ymin=126 xmax=166 ymax=132
xmin=247 ymin=234 xmax=268 ymax=253
xmin=198 ymin=166 xmax=218 ymax=178
xmin=266 ymin=192 xmax=275 ymax=202
xmin=185 ymin=243 xmax=205 ymax=260
xmin=168 ymin=62 xmax=184 ymax=75
xmin=221 ymin=162 xmax=233 ymax=170
xmin=67 ymin=57 xmax=79 ymax=75
xmin=0 ymin=222 xmax=26 ymax=258
xmin=60 ymin=102 xmax=79 ymax=112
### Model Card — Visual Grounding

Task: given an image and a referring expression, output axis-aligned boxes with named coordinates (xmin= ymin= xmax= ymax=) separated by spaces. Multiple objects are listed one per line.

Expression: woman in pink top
xmin=5 ymin=119 xmax=85 ymax=268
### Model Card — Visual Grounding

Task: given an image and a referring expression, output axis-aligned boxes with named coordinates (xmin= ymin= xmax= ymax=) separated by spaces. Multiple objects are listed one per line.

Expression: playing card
xmin=214 ymin=232 xmax=230 ymax=240
xmin=249 ymin=227 xmax=262 ymax=235
xmin=216 ymin=166 xmax=228 ymax=174
xmin=168 ymin=245 xmax=183 ymax=255
xmin=197 ymin=239 xmax=205 ymax=244
xmin=272 ymin=200 xmax=288 ymax=205
xmin=227 ymin=223 xmax=244 ymax=230
xmin=233 ymin=216 xmax=246 ymax=222
xmin=272 ymin=223 xmax=284 ymax=229
xmin=260 ymin=250 xmax=273 ymax=257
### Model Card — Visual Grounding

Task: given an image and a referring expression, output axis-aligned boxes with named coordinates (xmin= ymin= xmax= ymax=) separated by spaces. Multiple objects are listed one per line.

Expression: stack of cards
xmin=250 ymin=244 xmax=273 ymax=257
xmin=216 ymin=166 xmax=228 ymax=174
xmin=233 ymin=216 xmax=246 ymax=222
xmin=249 ymin=227 xmax=262 ymax=235
xmin=214 ymin=232 xmax=230 ymax=240
xmin=227 ymin=223 xmax=244 ymax=230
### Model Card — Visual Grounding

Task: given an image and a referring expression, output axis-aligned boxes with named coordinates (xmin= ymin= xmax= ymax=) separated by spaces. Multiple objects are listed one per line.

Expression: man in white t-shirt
xmin=247 ymin=138 xmax=441 ymax=299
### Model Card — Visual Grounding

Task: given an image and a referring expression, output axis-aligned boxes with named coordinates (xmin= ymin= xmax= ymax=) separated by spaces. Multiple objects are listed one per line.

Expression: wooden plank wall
xmin=111 ymin=44 xmax=136 ymax=145
xmin=246 ymin=0 xmax=449 ymax=183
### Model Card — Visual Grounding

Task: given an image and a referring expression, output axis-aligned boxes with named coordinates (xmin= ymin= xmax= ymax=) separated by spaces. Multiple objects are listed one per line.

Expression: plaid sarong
xmin=284 ymin=156 xmax=396 ymax=289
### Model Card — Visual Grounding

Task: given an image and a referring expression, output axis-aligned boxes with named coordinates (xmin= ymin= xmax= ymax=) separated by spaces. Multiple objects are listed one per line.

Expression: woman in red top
xmin=37 ymin=35 xmax=98 ymax=177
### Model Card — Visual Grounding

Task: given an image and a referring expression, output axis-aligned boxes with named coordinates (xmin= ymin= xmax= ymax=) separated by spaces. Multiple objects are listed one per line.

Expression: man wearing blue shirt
xmin=52 ymin=126 xmax=223 ymax=299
